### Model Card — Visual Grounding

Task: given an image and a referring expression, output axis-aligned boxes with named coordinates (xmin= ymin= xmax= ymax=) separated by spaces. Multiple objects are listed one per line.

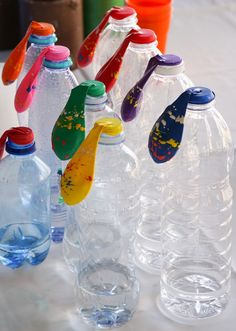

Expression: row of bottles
xmin=0 ymin=4 xmax=234 ymax=328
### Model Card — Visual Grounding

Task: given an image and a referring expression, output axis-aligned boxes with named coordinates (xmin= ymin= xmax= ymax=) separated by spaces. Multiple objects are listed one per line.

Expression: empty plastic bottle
xmin=15 ymin=45 xmax=78 ymax=243
xmin=17 ymin=24 xmax=57 ymax=89
xmin=149 ymin=87 xmax=234 ymax=323
xmin=2 ymin=21 xmax=57 ymax=87
xmin=62 ymin=118 xmax=140 ymax=328
xmin=121 ymin=54 xmax=193 ymax=274
xmin=95 ymin=28 xmax=161 ymax=112
xmin=76 ymin=6 xmax=139 ymax=83
xmin=0 ymin=127 xmax=51 ymax=269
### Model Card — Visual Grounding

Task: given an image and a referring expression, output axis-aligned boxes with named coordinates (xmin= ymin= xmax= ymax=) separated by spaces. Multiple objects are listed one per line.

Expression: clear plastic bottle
xmin=1 ymin=21 xmax=56 ymax=87
xmin=108 ymin=29 xmax=161 ymax=112
xmin=129 ymin=55 xmax=193 ymax=274
xmin=17 ymin=33 xmax=57 ymax=89
xmin=75 ymin=6 xmax=139 ymax=84
xmin=16 ymin=45 xmax=78 ymax=243
xmin=63 ymin=118 xmax=140 ymax=328
xmin=0 ymin=127 xmax=51 ymax=269
xmin=158 ymin=87 xmax=234 ymax=323
xmin=93 ymin=8 xmax=139 ymax=74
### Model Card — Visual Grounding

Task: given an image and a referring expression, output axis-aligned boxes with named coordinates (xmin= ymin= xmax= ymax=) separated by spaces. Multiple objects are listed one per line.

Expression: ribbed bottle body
xmin=110 ymin=43 xmax=160 ymax=112
xmin=94 ymin=19 xmax=139 ymax=74
xmin=17 ymin=44 xmax=48 ymax=90
xmin=27 ymin=67 xmax=78 ymax=242
xmin=75 ymin=18 xmax=139 ymax=84
xmin=159 ymin=104 xmax=234 ymax=323
xmin=132 ymin=73 xmax=193 ymax=274
xmin=63 ymin=141 xmax=140 ymax=328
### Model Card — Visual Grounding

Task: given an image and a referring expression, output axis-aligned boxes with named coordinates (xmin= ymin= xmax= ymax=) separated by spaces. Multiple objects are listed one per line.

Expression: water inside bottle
xmin=0 ymin=222 xmax=50 ymax=269
xmin=50 ymin=169 xmax=67 ymax=243
xmin=76 ymin=259 xmax=139 ymax=329
xmin=159 ymin=256 xmax=231 ymax=323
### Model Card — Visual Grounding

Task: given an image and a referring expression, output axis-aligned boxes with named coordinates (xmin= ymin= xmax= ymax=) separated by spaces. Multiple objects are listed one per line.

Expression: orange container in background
xmin=125 ymin=0 xmax=172 ymax=53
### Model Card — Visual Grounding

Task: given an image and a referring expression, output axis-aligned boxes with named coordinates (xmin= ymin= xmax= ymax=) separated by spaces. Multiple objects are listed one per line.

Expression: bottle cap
xmin=0 ymin=127 xmax=34 ymax=159
xmin=30 ymin=21 xmax=55 ymax=36
xmin=95 ymin=118 xmax=123 ymax=136
xmin=158 ymin=54 xmax=182 ymax=66
xmin=85 ymin=80 xmax=106 ymax=97
xmin=110 ymin=6 xmax=136 ymax=20
xmin=45 ymin=45 xmax=70 ymax=62
xmin=188 ymin=87 xmax=215 ymax=105
xmin=130 ymin=28 xmax=157 ymax=44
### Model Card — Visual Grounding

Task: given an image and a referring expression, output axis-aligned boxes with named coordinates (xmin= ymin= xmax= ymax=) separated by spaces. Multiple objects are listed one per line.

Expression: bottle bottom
xmin=50 ymin=226 xmax=65 ymax=244
xmin=159 ymin=271 xmax=230 ymax=324
xmin=76 ymin=259 xmax=139 ymax=329
xmin=0 ymin=223 xmax=50 ymax=269
xmin=81 ymin=306 xmax=133 ymax=329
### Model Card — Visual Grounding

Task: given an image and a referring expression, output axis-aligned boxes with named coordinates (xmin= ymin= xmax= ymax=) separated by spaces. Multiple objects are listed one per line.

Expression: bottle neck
xmin=154 ymin=62 xmax=185 ymax=77
xmin=108 ymin=14 xmax=138 ymax=29
xmin=187 ymin=100 xmax=215 ymax=112
xmin=129 ymin=41 xmax=158 ymax=53
xmin=29 ymin=33 xmax=57 ymax=46
xmin=43 ymin=57 xmax=73 ymax=70
xmin=99 ymin=132 xmax=125 ymax=145
xmin=85 ymin=94 xmax=108 ymax=112
xmin=6 ymin=140 xmax=36 ymax=157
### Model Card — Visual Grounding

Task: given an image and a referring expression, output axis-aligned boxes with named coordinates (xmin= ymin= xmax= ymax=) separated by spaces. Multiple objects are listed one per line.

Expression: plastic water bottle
xmin=0 ymin=127 xmax=51 ymax=269
xmin=62 ymin=118 xmax=140 ymax=328
xmin=76 ymin=6 xmax=138 ymax=83
xmin=153 ymin=87 xmax=234 ymax=323
xmin=17 ymin=23 xmax=57 ymax=88
xmin=121 ymin=54 xmax=193 ymax=274
xmin=2 ymin=21 xmax=56 ymax=87
xmin=95 ymin=28 xmax=161 ymax=112
xmin=93 ymin=6 xmax=139 ymax=74
xmin=15 ymin=45 xmax=78 ymax=243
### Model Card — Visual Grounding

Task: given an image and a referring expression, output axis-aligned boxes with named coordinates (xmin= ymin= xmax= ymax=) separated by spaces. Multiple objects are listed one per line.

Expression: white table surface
xmin=0 ymin=242 xmax=236 ymax=331
xmin=1 ymin=1 xmax=236 ymax=330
